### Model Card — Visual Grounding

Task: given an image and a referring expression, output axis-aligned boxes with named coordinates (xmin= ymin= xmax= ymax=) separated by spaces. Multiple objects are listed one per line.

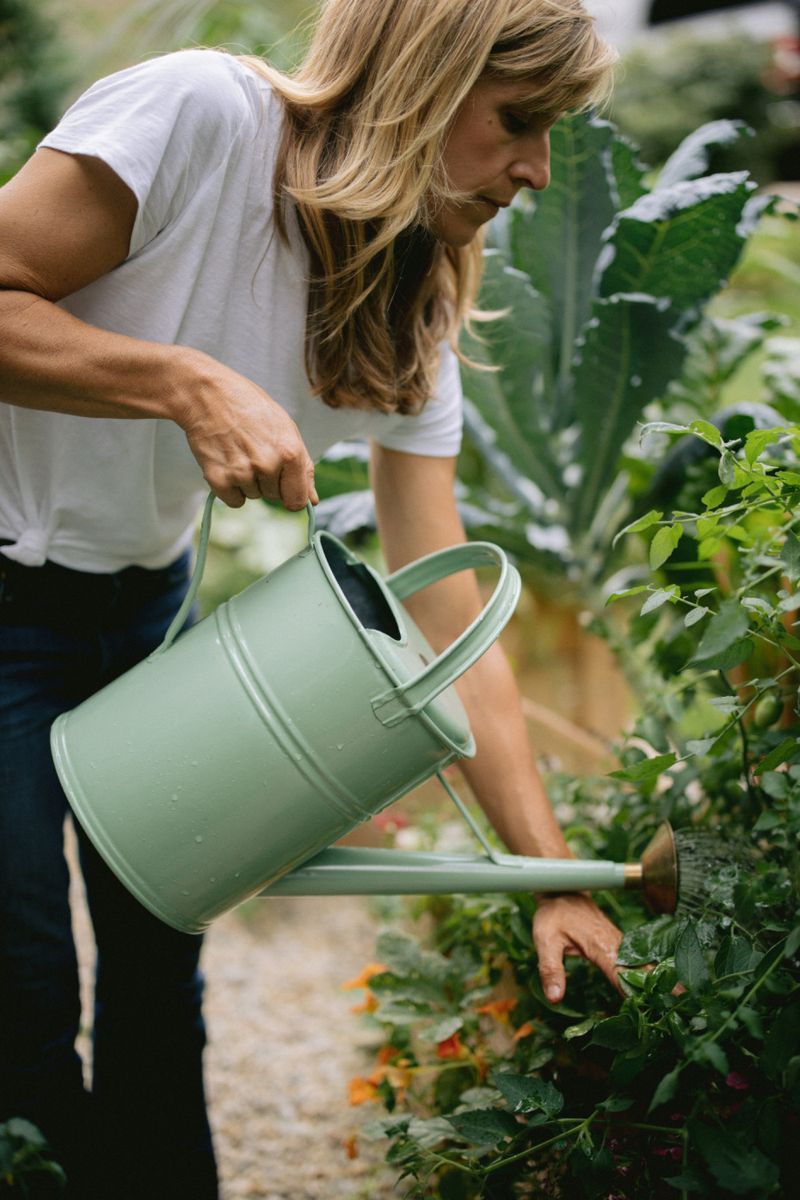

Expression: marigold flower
xmin=341 ymin=962 xmax=388 ymax=990
xmin=511 ymin=1021 xmax=536 ymax=1042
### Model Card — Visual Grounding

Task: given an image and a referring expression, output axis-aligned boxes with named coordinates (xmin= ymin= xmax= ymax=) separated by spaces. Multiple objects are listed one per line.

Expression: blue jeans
xmin=0 ymin=548 xmax=218 ymax=1199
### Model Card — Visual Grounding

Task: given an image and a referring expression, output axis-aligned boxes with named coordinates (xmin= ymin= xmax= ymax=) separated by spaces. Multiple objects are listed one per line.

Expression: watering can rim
xmin=155 ymin=495 xmax=519 ymax=753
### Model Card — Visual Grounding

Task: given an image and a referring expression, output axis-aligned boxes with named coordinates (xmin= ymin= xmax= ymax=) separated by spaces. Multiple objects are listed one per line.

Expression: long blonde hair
xmin=241 ymin=0 xmax=615 ymax=414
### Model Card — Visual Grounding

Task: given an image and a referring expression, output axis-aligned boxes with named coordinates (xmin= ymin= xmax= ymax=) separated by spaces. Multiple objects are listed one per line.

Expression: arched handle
xmin=151 ymin=494 xmax=317 ymax=656
xmin=372 ymin=542 xmax=521 ymax=726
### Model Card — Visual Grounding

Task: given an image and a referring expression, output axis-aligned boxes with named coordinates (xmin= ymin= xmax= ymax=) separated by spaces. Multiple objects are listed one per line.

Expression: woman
xmin=0 ymin=1 xmax=620 ymax=1196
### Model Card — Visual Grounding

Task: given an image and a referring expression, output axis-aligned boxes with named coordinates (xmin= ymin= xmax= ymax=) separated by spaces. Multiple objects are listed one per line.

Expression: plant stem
xmin=482 ymin=1113 xmax=597 ymax=1175
xmin=696 ymin=936 xmax=787 ymax=1050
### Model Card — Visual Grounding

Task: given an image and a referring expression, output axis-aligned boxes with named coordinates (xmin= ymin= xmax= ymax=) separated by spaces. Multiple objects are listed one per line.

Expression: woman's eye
xmin=502 ymin=110 xmax=529 ymax=135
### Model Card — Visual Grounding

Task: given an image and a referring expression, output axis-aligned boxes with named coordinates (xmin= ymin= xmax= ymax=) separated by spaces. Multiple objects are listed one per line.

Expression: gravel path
xmin=203 ymin=896 xmax=401 ymax=1200
xmin=68 ymin=826 xmax=402 ymax=1199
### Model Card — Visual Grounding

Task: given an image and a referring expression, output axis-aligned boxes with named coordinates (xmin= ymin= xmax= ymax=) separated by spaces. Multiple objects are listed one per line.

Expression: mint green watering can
xmin=51 ymin=497 xmax=676 ymax=935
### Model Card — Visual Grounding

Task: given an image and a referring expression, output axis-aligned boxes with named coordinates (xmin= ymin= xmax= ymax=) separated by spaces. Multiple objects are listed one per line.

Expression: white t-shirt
xmin=0 ymin=49 xmax=463 ymax=571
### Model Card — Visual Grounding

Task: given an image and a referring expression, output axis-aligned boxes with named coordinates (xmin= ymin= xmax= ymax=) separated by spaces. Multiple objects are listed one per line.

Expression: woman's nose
xmin=512 ymin=131 xmax=551 ymax=192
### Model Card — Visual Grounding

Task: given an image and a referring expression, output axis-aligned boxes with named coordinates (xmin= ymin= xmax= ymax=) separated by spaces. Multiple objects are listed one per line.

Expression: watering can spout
xmin=257 ymin=822 xmax=679 ymax=915
xmin=627 ymin=821 xmax=678 ymax=915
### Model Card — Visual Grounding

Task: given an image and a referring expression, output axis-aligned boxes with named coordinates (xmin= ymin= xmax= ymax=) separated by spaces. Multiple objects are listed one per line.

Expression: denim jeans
xmin=0 ymin=548 xmax=219 ymax=1200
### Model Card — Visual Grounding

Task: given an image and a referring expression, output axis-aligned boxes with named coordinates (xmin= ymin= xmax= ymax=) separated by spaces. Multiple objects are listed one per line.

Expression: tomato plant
xmin=348 ymin=424 xmax=800 ymax=1199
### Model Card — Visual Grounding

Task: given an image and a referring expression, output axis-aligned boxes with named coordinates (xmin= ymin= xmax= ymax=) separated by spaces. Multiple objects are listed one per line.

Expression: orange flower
xmin=348 ymin=1076 xmax=379 ymax=1105
xmin=436 ymin=1031 xmax=464 ymax=1059
xmin=341 ymin=962 xmax=388 ymax=990
xmin=511 ymin=1021 xmax=535 ymax=1042
xmin=349 ymin=990 xmax=379 ymax=1014
xmin=343 ymin=1135 xmax=359 ymax=1160
xmin=476 ymin=998 xmax=517 ymax=1022
xmin=376 ymin=1044 xmax=400 ymax=1064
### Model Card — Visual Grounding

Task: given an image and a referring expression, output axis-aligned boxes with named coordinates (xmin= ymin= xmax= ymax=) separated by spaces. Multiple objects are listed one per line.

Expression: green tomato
xmin=753 ymin=690 xmax=783 ymax=729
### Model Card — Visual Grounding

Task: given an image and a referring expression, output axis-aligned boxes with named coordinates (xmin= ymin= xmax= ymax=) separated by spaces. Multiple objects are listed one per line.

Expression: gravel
xmin=203 ymin=896 xmax=401 ymax=1200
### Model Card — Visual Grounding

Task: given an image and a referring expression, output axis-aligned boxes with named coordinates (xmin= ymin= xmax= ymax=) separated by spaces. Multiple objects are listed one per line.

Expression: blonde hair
xmin=240 ymin=0 xmax=616 ymax=414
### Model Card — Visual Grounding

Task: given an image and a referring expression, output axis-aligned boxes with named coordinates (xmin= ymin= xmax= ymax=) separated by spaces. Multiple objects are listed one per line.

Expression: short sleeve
xmin=38 ymin=50 xmax=260 ymax=256
xmin=372 ymin=343 xmax=463 ymax=457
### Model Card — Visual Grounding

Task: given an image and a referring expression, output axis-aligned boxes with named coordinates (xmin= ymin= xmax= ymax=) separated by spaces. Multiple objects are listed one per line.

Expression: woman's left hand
xmin=533 ymin=893 xmax=623 ymax=1003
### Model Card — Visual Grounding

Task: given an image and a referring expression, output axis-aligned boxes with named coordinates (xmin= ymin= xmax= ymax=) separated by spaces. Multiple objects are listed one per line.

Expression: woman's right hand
xmin=0 ymin=148 xmax=317 ymax=513
xmin=170 ymin=348 xmax=318 ymax=511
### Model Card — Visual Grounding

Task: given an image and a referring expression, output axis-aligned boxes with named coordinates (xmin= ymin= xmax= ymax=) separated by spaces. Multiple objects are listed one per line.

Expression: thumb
xmin=537 ymin=942 xmax=567 ymax=1005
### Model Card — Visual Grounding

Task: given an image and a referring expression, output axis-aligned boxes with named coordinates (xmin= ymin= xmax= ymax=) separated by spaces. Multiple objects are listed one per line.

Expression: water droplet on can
xmin=195 ymin=835 xmax=204 ymax=844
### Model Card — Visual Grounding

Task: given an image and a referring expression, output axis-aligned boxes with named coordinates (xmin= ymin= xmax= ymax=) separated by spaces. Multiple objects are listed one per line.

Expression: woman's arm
xmin=371 ymin=443 xmax=622 ymax=1002
xmin=0 ymin=148 xmax=316 ymax=510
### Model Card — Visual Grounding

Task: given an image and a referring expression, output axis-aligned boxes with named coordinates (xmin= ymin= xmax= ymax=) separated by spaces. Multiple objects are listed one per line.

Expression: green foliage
xmin=313 ymin=113 xmax=785 ymax=593
xmin=0 ymin=0 xmax=71 ymax=184
xmin=194 ymin=0 xmax=316 ymax=68
xmin=351 ymin=425 xmax=800 ymax=1197
xmin=610 ymin=33 xmax=800 ymax=185
xmin=454 ymin=116 xmax=777 ymax=593
xmin=0 ymin=1119 xmax=65 ymax=1196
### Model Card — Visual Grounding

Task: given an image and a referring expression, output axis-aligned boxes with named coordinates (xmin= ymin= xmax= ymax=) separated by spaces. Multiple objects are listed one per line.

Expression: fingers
xmin=274 ymin=452 xmax=318 ymax=512
xmin=204 ymin=445 xmax=317 ymax=512
xmin=533 ymin=895 xmax=624 ymax=1003
xmin=211 ymin=483 xmax=247 ymax=509
xmin=176 ymin=353 xmax=318 ymax=512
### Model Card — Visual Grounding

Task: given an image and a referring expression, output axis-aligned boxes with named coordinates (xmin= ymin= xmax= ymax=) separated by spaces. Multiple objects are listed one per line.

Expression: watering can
xmin=51 ymin=496 xmax=678 ymax=935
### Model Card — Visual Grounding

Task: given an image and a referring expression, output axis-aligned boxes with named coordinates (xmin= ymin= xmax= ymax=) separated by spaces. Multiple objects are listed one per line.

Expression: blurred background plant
xmin=610 ymin=30 xmax=800 ymax=185
xmin=0 ymin=0 xmax=72 ymax=185
xmin=0 ymin=1118 xmax=65 ymax=1196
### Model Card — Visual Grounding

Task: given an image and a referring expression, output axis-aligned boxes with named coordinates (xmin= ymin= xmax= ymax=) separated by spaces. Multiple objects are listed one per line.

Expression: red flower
xmin=725 ymin=1071 xmax=750 ymax=1091
xmin=436 ymin=1031 xmax=464 ymax=1059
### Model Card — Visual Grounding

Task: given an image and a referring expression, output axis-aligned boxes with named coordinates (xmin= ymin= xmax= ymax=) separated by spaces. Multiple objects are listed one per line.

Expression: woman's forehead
xmin=473 ymin=75 xmax=564 ymax=117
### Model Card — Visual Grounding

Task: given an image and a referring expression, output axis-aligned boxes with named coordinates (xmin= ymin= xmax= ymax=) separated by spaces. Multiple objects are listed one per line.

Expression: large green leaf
xmin=466 ymin=251 xmax=553 ymax=443
xmin=610 ymin=134 xmax=649 ymax=209
xmin=692 ymin=1122 xmax=780 ymax=1195
xmin=313 ymin=442 xmax=370 ymax=501
xmin=657 ymin=119 xmax=752 ymax=189
xmin=491 ymin=1072 xmax=564 ymax=1117
xmin=459 ymin=401 xmax=555 ymax=519
xmin=508 ymin=114 xmax=620 ymax=409
xmin=665 ymin=311 xmax=784 ymax=413
xmin=454 ymin=483 xmax=576 ymax=587
xmin=570 ymin=294 xmax=688 ymax=533
xmin=598 ymin=172 xmax=756 ymax=308
xmin=461 ymin=253 xmax=563 ymax=503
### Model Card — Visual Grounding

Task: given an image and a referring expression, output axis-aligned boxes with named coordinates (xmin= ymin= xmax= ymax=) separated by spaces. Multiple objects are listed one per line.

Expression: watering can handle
xmin=373 ymin=542 xmax=521 ymax=727
xmin=153 ymin=495 xmax=317 ymax=655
